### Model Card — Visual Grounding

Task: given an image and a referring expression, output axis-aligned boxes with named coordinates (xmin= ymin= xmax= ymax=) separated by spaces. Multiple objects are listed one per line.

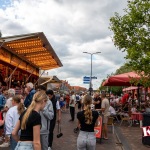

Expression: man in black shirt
xmin=46 ymin=90 xmax=61 ymax=150
xmin=93 ymin=92 xmax=101 ymax=109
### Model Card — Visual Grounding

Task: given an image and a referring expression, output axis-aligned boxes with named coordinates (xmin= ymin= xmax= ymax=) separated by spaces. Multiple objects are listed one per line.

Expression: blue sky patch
xmin=0 ymin=0 xmax=12 ymax=9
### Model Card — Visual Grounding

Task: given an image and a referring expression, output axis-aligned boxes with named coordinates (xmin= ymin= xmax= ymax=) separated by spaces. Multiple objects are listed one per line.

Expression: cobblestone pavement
xmin=1 ymin=109 xmax=121 ymax=150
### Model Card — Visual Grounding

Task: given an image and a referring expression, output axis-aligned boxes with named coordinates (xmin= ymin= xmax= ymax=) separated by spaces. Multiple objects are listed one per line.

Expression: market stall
xmin=0 ymin=32 xmax=62 ymax=89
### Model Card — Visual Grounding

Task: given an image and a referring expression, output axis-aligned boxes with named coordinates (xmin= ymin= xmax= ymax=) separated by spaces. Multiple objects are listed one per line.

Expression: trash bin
xmin=142 ymin=112 xmax=150 ymax=146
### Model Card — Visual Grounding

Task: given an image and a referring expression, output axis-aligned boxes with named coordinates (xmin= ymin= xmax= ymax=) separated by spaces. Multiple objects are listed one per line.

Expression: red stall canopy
xmin=102 ymin=72 xmax=141 ymax=86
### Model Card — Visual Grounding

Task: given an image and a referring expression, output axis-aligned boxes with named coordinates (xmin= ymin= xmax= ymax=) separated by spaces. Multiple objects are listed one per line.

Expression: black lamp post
xmin=83 ymin=51 xmax=101 ymax=95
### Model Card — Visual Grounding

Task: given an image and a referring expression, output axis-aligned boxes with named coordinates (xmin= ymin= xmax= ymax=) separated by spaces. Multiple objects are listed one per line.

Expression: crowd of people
xmin=0 ymin=83 xmax=150 ymax=150
xmin=0 ymin=83 xmax=58 ymax=150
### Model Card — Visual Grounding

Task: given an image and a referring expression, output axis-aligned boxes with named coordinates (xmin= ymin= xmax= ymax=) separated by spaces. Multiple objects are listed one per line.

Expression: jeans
xmin=15 ymin=141 xmax=33 ymax=150
xmin=10 ymin=135 xmax=17 ymax=150
xmin=49 ymin=119 xmax=56 ymax=147
xmin=77 ymin=131 xmax=96 ymax=150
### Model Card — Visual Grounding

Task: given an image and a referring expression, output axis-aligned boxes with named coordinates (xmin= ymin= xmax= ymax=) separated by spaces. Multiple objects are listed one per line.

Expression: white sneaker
xmin=48 ymin=147 xmax=52 ymax=150
xmin=0 ymin=142 xmax=9 ymax=147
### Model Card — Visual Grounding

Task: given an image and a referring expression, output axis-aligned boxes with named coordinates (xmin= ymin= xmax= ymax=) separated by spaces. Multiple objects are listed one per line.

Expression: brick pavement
xmin=0 ymin=108 xmax=121 ymax=150
xmin=115 ymin=122 xmax=150 ymax=150
xmin=1 ymin=109 xmax=150 ymax=150
xmin=52 ymin=110 xmax=121 ymax=150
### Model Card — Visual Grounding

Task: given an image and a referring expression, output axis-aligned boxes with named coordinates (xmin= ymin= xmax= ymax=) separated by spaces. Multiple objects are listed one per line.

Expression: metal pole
xmin=34 ymin=70 xmax=45 ymax=87
xmin=25 ymin=69 xmax=35 ymax=83
xmin=90 ymin=54 xmax=92 ymax=95
xmin=83 ymin=51 xmax=101 ymax=95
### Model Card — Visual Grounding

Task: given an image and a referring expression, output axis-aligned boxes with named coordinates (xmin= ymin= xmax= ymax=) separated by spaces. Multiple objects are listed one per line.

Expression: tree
xmin=0 ymin=31 xmax=2 ymax=37
xmin=115 ymin=63 xmax=133 ymax=75
xmin=109 ymin=0 xmax=150 ymax=80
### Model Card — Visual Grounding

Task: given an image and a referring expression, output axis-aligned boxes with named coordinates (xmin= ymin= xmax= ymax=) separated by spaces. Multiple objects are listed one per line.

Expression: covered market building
xmin=0 ymin=32 xmax=62 ymax=90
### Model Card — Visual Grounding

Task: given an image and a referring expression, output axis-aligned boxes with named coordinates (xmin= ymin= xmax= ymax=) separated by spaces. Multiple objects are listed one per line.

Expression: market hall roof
xmin=0 ymin=32 xmax=63 ymax=70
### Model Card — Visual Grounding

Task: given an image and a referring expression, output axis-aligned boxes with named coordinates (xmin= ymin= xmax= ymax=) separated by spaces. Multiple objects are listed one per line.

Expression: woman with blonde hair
xmin=77 ymin=94 xmax=99 ymax=150
xmin=12 ymin=90 xmax=48 ymax=150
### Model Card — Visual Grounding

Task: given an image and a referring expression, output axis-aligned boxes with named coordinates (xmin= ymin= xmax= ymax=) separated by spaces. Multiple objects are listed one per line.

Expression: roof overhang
xmin=0 ymin=32 xmax=63 ymax=70
xmin=40 ymin=76 xmax=62 ymax=85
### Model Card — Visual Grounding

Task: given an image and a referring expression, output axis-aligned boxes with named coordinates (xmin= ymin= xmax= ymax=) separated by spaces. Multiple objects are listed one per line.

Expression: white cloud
xmin=0 ymin=0 xmax=128 ymax=90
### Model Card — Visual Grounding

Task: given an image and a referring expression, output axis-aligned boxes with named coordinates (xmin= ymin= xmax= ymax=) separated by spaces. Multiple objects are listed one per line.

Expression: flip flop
xmin=103 ymin=137 xmax=108 ymax=140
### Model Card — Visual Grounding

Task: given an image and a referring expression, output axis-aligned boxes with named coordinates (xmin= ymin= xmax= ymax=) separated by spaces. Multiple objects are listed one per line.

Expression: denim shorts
xmin=15 ymin=141 xmax=33 ymax=150
xmin=77 ymin=131 xmax=96 ymax=150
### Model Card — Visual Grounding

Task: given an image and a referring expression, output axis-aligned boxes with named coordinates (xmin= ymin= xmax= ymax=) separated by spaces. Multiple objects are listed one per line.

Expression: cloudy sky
xmin=0 ymin=0 xmax=128 ymax=90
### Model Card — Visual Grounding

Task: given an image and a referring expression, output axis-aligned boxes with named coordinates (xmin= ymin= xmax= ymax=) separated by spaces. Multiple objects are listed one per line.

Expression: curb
xmin=114 ymin=126 xmax=132 ymax=150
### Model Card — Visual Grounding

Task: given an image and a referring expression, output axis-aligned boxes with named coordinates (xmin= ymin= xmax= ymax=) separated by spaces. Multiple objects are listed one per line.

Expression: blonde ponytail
xmin=12 ymin=95 xmax=25 ymax=115
xmin=21 ymin=100 xmax=36 ymax=130
xmin=83 ymin=94 xmax=93 ymax=124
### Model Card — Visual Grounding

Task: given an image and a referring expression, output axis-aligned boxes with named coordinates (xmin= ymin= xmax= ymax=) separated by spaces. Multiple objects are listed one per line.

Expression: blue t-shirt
xmin=0 ymin=94 xmax=6 ymax=108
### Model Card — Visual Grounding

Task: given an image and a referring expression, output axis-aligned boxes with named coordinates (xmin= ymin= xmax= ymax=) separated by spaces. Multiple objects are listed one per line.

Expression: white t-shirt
xmin=5 ymin=97 xmax=13 ymax=109
xmin=101 ymin=98 xmax=110 ymax=116
xmin=5 ymin=106 xmax=20 ymax=135
xmin=69 ymin=94 xmax=76 ymax=107
xmin=131 ymin=107 xmax=137 ymax=113
xmin=81 ymin=95 xmax=85 ymax=104
xmin=109 ymin=106 xmax=116 ymax=115
xmin=56 ymin=101 xmax=60 ymax=110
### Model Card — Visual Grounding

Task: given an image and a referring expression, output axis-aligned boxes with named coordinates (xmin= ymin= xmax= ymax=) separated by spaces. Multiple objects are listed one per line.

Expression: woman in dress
xmin=77 ymin=94 xmax=99 ymax=150
xmin=12 ymin=90 xmax=48 ymax=150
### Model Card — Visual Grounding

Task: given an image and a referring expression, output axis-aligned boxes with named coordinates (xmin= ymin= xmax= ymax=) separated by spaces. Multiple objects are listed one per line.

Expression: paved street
xmin=1 ymin=109 xmax=150 ymax=150
xmin=1 ymin=108 xmax=121 ymax=150
xmin=52 ymin=110 xmax=121 ymax=150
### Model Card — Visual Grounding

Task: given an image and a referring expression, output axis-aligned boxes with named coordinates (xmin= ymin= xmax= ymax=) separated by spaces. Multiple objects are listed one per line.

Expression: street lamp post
xmin=83 ymin=51 xmax=101 ymax=95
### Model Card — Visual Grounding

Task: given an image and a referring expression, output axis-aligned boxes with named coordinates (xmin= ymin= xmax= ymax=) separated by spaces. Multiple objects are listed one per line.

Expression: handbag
xmin=57 ymin=122 xmax=63 ymax=138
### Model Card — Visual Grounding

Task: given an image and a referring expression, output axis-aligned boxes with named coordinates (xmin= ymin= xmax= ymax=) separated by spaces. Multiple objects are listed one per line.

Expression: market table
xmin=131 ymin=112 xmax=143 ymax=127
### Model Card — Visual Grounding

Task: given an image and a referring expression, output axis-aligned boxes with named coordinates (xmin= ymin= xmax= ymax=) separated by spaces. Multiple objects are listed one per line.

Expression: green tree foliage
xmin=115 ymin=63 xmax=133 ymax=75
xmin=99 ymin=85 xmax=122 ymax=96
xmin=109 ymin=0 xmax=150 ymax=78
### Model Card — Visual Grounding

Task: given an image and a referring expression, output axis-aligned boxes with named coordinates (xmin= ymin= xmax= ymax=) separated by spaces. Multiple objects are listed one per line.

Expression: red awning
xmin=122 ymin=86 xmax=138 ymax=92
xmin=102 ymin=72 xmax=141 ymax=86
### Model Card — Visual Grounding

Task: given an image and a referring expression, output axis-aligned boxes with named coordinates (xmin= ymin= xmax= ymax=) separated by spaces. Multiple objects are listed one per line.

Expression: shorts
xmin=102 ymin=116 xmax=108 ymax=124
xmin=15 ymin=141 xmax=33 ymax=150
xmin=60 ymin=101 xmax=65 ymax=108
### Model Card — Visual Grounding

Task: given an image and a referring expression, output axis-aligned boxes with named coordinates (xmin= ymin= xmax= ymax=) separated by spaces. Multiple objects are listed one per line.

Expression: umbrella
xmin=102 ymin=72 xmax=141 ymax=86
xmin=122 ymin=86 xmax=138 ymax=92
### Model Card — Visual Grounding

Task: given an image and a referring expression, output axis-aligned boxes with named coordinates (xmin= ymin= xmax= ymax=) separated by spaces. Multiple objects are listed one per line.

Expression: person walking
xmin=46 ymin=89 xmax=61 ymax=150
xmin=36 ymin=85 xmax=54 ymax=150
xmin=69 ymin=91 xmax=76 ymax=121
xmin=12 ymin=90 xmax=48 ymax=150
xmin=77 ymin=94 xmax=99 ymax=150
xmin=101 ymin=93 xmax=110 ymax=140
